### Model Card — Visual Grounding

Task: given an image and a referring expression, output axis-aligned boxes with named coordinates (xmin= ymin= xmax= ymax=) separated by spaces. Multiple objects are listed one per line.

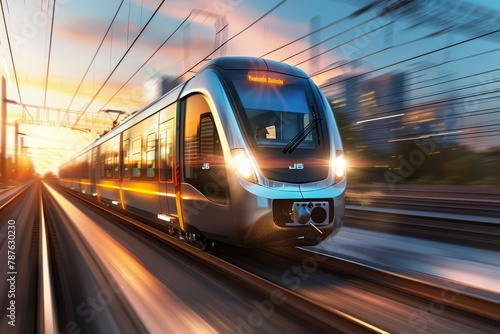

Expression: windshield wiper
xmin=282 ymin=118 xmax=322 ymax=154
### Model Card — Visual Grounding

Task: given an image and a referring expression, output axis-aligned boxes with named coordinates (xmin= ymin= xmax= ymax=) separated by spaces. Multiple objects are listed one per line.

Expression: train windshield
xmin=223 ymin=69 xmax=331 ymax=183
xmin=230 ymin=71 xmax=325 ymax=151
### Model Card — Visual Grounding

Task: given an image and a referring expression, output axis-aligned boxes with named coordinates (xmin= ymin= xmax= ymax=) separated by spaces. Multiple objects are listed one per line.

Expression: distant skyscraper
xmin=322 ymin=70 xmax=407 ymax=155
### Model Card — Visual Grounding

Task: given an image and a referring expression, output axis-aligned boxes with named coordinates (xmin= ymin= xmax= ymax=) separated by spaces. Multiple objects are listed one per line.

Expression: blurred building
xmin=323 ymin=70 xmax=407 ymax=157
xmin=324 ymin=69 xmax=461 ymax=148
xmin=144 ymin=75 xmax=184 ymax=102
xmin=396 ymin=97 xmax=460 ymax=148
xmin=323 ymin=69 xmax=464 ymax=183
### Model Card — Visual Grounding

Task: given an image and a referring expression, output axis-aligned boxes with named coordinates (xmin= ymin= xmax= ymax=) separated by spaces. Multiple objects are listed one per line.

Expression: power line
xmin=65 ymin=0 xmax=125 ymax=111
xmin=97 ymin=12 xmax=194 ymax=113
xmin=0 ymin=0 xmax=22 ymax=103
xmin=72 ymin=0 xmax=166 ymax=129
xmin=260 ymin=9 xmax=351 ymax=59
xmin=173 ymin=0 xmax=288 ymax=83
xmin=258 ymin=0 xmax=413 ymax=60
xmin=315 ymin=28 xmax=500 ymax=82
xmin=43 ymin=0 xmax=57 ymax=108
xmin=324 ymin=47 xmax=500 ymax=122
xmin=98 ymin=0 xmax=287 ymax=116
xmin=301 ymin=20 xmax=391 ymax=66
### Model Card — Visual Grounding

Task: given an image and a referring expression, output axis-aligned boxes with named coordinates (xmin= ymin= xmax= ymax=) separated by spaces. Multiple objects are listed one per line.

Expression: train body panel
xmin=59 ymin=56 xmax=346 ymax=249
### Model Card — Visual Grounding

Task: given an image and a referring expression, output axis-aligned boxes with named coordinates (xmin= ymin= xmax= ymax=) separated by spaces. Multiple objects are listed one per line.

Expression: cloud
xmin=56 ymin=18 xmax=108 ymax=44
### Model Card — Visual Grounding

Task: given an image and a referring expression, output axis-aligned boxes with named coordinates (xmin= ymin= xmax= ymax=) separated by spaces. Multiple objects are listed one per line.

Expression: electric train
xmin=59 ymin=56 xmax=346 ymax=251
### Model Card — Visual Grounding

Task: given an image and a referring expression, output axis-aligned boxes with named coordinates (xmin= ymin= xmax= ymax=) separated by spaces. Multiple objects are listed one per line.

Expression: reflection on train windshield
xmin=232 ymin=72 xmax=319 ymax=150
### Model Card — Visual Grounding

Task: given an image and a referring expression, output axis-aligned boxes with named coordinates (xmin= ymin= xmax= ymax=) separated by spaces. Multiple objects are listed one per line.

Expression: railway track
xmin=345 ymin=206 xmax=500 ymax=249
xmin=346 ymin=185 xmax=500 ymax=249
xmin=52 ymin=181 xmax=500 ymax=333
xmin=214 ymin=243 xmax=500 ymax=333
xmin=346 ymin=185 xmax=500 ymax=219
xmin=50 ymin=180 xmax=383 ymax=333
xmin=2 ymin=180 xmax=499 ymax=332
xmin=0 ymin=181 xmax=50 ymax=333
xmin=0 ymin=180 xmax=35 ymax=208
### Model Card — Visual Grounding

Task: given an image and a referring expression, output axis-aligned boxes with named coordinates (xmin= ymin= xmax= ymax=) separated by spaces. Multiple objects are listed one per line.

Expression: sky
xmin=1 ymin=0 xmax=499 ymax=174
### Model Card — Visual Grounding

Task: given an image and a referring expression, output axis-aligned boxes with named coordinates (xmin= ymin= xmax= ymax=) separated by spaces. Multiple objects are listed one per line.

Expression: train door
xmin=90 ymin=146 xmax=98 ymax=196
xmin=177 ymin=94 xmax=230 ymax=235
xmin=182 ymin=94 xmax=229 ymax=205
xmin=159 ymin=117 xmax=177 ymax=218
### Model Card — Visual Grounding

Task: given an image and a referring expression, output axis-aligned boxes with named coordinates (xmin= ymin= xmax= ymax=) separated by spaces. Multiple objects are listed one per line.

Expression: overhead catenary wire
xmin=65 ymin=0 xmax=125 ymax=112
xmin=255 ymin=1 xmax=499 ymax=94
xmin=96 ymin=12 xmax=195 ymax=115
xmin=312 ymin=28 xmax=500 ymax=82
xmin=267 ymin=8 xmax=498 ymax=150
xmin=304 ymin=23 xmax=500 ymax=146
xmin=319 ymin=45 xmax=500 ymax=128
xmin=97 ymin=0 xmax=288 ymax=115
xmin=259 ymin=0 xmax=420 ymax=60
xmin=0 ymin=0 xmax=22 ymax=103
xmin=260 ymin=9 xmax=353 ymax=59
xmin=72 ymin=0 xmax=166 ymax=129
xmin=169 ymin=0 xmax=288 ymax=84
xmin=340 ymin=67 xmax=500 ymax=123
xmin=42 ymin=0 xmax=57 ymax=108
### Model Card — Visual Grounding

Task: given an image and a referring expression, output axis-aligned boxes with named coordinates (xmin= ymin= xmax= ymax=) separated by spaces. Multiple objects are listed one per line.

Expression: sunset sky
xmin=1 ymin=0 xmax=499 ymax=174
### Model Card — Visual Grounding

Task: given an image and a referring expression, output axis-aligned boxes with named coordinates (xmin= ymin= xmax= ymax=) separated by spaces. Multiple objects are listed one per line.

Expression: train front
xmin=211 ymin=57 xmax=346 ymax=247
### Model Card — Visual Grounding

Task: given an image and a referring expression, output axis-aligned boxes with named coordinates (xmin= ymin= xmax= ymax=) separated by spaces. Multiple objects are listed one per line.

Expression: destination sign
xmin=247 ymin=73 xmax=284 ymax=85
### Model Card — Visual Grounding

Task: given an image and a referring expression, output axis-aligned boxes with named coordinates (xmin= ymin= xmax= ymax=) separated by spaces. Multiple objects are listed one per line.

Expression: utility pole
xmin=1 ymin=76 xmax=6 ymax=184
xmin=14 ymin=121 xmax=18 ymax=179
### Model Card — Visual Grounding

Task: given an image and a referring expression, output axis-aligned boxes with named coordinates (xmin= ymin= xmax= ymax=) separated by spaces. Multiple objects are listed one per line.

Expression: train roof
xmin=202 ymin=56 xmax=309 ymax=78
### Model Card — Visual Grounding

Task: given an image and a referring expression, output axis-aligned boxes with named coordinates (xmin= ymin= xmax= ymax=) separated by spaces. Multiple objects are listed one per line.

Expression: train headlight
xmin=334 ymin=150 xmax=346 ymax=183
xmin=231 ymin=148 xmax=257 ymax=183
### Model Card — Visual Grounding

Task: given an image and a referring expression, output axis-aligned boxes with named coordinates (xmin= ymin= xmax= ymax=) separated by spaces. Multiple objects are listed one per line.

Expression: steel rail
xmin=294 ymin=247 xmax=500 ymax=324
xmin=38 ymin=187 xmax=58 ymax=333
xmin=0 ymin=180 xmax=35 ymax=212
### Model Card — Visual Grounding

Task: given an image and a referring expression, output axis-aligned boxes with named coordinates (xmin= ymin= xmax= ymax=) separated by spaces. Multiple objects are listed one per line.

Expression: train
xmin=59 ymin=56 xmax=346 ymax=251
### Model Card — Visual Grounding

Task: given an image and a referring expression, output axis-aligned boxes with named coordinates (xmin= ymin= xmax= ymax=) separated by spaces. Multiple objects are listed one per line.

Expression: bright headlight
xmin=334 ymin=150 xmax=346 ymax=183
xmin=231 ymin=149 xmax=257 ymax=182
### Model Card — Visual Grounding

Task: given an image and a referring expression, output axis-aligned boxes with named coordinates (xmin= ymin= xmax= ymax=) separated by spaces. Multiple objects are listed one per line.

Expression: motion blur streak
xmin=40 ymin=195 xmax=57 ymax=333
xmin=43 ymin=183 xmax=216 ymax=333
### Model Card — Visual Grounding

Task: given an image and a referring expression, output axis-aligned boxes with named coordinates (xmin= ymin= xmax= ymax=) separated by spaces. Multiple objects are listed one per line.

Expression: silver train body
xmin=59 ymin=57 xmax=346 ymax=249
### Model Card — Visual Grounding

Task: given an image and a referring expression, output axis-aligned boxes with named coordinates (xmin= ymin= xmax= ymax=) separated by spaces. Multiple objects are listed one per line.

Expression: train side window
xmin=160 ymin=122 xmax=173 ymax=182
xmin=123 ymin=139 xmax=129 ymax=179
xmin=90 ymin=148 xmax=97 ymax=181
xmin=132 ymin=137 xmax=142 ymax=178
xmin=91 ymin=149 xmax=97 ymax=168
xmin=100 ymin=151 xmax=106 ymax=178
xmin=146 ymin=132 xmax=156 ymax=178
xmin=200 ymin=114 xmax=216 ymax=158
xmin=113 ymin=142 xmax=120 ymax=179
xmin=106 ymin=148 xmax=113 ymax=178
xmin=183 ymin=94 xmax=229 ymax=204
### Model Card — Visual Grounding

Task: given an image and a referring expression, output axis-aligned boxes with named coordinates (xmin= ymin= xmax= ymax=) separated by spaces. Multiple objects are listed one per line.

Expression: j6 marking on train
xmin=288 ymin=163 xmax=304 ymax=170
